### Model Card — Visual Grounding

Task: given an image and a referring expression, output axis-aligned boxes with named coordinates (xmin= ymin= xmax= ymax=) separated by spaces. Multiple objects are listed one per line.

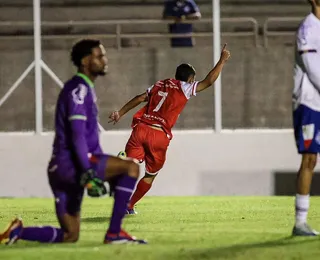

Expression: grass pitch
xmin=1 ymin=196 xmax=320 ymax=260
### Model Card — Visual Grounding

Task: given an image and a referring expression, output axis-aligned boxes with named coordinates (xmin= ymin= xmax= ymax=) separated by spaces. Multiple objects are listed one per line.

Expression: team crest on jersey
xmin=72 ymin=84 xmax=88 ymax=105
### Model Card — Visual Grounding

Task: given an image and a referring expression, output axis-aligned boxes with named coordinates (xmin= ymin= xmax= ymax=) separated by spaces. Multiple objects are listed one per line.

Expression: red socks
xmin=128 ymin=178 xmax=152 ymax=209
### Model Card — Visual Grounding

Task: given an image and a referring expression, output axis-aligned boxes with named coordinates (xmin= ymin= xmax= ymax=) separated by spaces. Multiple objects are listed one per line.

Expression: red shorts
xmin=125 ymin=123 xmax=170 ymax=174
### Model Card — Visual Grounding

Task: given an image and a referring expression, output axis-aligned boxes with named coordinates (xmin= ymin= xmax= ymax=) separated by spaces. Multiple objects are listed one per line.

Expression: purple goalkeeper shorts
xmin=47 ymin=154 xmax=109 ymax=216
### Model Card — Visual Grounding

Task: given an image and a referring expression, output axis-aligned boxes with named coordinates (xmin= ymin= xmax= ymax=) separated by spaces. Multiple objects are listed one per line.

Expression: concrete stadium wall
xmin=0 ymin=131 xmax=315 ymax=198
xmin=0 ymin=44 xmax=294 ymax=131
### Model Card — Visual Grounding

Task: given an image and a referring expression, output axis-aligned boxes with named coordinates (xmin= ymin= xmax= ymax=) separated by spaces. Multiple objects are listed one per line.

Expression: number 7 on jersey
xmin=153 ymin=91 xmax=168 ymax=112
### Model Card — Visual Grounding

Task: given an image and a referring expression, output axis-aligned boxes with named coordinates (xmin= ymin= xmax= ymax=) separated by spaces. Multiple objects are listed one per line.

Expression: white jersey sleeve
xmin=146 ymin=85 xmax=154 ymax=94
xmin=297 ymin=20 xmax=318 ymax=51
xmin=297 ymin=14 xmax=320 ymax=92
xmin=181 ymin=81 xmax=199 ymax=99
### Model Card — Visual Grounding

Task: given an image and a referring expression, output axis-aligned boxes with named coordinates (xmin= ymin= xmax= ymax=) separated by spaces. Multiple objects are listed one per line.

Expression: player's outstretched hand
xmin=220 ymin=43 xmax=231 ymax=62
xmin=108 ymin=111 xmax=121 ymax=124
xmin=80 ymin=169 xmax=107 ymax=197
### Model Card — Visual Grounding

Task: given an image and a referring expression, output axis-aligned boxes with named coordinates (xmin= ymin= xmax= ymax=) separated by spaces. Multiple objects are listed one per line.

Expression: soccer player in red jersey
xmin=109 ymin=44 xmax=231 ymax=214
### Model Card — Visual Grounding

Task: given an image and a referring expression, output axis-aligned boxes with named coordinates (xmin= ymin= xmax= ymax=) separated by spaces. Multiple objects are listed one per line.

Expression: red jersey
xmin=132 ymin=78 xmax=198 ymax=139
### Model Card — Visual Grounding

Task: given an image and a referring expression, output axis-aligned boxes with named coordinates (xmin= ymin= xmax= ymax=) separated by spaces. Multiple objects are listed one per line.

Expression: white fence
xmin=0 ymin=1 xmax=307 ymax=197
xmin=0 ymin=130 xmax=308 ymax=197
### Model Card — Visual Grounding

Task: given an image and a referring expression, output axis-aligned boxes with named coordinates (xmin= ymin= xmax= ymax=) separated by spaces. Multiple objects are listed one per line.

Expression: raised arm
xmin=196 ymin=44 xmax=231 ymax=93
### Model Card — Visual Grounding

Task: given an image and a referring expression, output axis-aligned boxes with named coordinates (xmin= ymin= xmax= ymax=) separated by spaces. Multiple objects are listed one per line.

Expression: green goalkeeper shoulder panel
xmin=68 ymin=115 xmax=87 ymax=121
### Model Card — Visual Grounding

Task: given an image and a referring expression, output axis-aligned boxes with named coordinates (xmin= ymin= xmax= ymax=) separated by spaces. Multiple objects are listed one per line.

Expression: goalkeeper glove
xmin=80 ymin=169 xmax=107 ymax=197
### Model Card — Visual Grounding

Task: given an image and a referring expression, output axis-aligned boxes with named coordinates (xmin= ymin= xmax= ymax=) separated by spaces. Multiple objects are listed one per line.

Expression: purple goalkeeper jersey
xmin=51 ymin=73 xmax=103 ymax=172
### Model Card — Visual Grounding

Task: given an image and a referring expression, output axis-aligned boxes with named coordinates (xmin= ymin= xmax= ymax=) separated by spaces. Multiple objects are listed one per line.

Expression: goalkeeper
xmin=0 ymin=39 xmax=146 ymax=245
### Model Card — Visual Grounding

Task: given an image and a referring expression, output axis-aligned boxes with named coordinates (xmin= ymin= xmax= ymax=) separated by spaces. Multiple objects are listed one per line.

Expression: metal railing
xmin=0 ymin=15 xmax=258 ymax=133
xmin=0 ymin=17 xmax=259 ymax=49
xmin=263 ymin=17 xmax=302 ymax=47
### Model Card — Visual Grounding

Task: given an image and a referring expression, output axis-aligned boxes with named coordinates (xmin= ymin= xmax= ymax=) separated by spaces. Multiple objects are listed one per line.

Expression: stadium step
xmin=0 ymin=3 xmax=308 ymax=21
xmin=0 ymin=3 xmax=307 ymax=36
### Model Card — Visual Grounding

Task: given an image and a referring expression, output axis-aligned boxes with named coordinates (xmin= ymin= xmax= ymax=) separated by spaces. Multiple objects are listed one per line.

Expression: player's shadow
xmin=0 ymin=241 xmax=105 ymax=251
xmin=187 ymin=236 xmax=319 ymax=259
xmin=81 ymin=216 xmax=111 ymax=223
xmin=81 ymin=213 xmax=136 ymax=223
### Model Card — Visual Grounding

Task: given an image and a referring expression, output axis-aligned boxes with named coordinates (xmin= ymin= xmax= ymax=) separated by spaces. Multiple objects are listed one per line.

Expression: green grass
xmin=1 ymin=197 xmax=320 ymax=260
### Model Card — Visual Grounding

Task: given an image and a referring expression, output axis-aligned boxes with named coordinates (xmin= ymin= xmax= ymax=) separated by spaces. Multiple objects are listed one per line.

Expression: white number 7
xmin=153 ymin=91 xmax=168 ymax=112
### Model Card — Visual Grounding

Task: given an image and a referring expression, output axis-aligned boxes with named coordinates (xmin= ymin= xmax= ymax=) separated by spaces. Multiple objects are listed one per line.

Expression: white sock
xmin=295 ymin=194 xmax=310 ymax=225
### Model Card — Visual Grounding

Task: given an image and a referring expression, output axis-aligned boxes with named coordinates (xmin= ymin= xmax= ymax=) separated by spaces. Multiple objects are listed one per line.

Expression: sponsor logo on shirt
xmin=143 ymin=113 xmax=166 ymax=124
xmin=155 ymin=80 xmax=179 ymax=90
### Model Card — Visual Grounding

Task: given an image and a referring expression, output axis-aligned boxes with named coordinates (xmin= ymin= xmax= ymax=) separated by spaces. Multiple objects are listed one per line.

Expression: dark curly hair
xmin=71 ymin=39 xmax=101 ymax=68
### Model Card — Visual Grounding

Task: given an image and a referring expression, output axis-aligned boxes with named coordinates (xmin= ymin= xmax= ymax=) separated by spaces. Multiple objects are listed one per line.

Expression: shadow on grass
xmin=81 ymin=216 xmax=111 ymax=223
xmin=2 ymin=234 xmax=318 ymax=258
xmin=0 ymin=241 xmax=105 ymax=251
xmin=185 ymin=236 xmax=319 ymax=259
